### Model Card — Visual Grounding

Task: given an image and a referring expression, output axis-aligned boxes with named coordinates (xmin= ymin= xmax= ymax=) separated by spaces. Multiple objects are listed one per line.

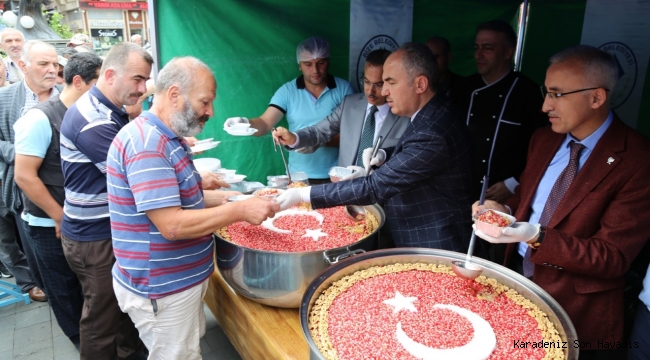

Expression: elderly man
xmin=277 ymin=43 xmax=475 ymax=252
xmin=425 ymin=36 xmax=462 ymax=98
xmin=131 ymin=34 xmax=142 ymax=47
xmin=108 ymin=56 xmax=278 ymax=359
xmin=60 ymin=42 xmax=151 ymax=360
xmin=1 ymin=28 xmax=25 ymax=84
xmin=273 ymin=49 xmax=409 ymax=170
xmin=14 ymin=52 xmax=103 ymax=349
xmin=0 ymin=40 xmax=63 ymax=303
xmin=455 ymin=20 xmax=547 ymax=204
xmin=224 ymin=36 xmax=353 ymax=183
xmin=473 ymin=45 xmax=650 ymax=359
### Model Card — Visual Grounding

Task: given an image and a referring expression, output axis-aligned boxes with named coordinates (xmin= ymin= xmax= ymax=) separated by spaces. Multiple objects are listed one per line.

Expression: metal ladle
xmin=452 ymin=175 xmax=489 ymax=280
xmin=344 ymin=136 xmax=383 ymax=222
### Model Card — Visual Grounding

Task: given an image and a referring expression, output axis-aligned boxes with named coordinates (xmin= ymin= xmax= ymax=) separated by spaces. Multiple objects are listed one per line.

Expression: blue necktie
xmin=355 ymin=106 xmax=378 ymax=166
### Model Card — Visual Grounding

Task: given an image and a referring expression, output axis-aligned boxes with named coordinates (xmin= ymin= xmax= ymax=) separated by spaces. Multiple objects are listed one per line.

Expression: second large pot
xmin=214 ymin=204 xmax=385 ymax=308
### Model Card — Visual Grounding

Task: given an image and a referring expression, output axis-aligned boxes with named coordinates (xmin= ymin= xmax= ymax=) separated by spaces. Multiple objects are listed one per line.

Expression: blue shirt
xmin=13 ymin=108 xmax=56 ymax=227
xmin=108 ymin=112 xmax=214 ymax=298
xmin=60 ymin=85 xmax=130 ymax=241
xmin=270 ymin=75 xmax=353 ymax=178
xmin=518 ymin=112 xmax=614 ymax=257
xmin=640 ymin=266 xmax=650 ymax=311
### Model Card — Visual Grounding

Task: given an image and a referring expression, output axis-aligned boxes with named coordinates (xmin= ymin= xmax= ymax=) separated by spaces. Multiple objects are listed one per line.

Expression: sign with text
xmin=89 ymin=20 xmax=125 ymax=28
xmin=81 ymin=1 xmax=148 ymax=10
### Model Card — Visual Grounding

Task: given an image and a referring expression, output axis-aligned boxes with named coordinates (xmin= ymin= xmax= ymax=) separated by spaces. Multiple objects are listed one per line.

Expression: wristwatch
xmin=528 ymin=225 xmax=546 ymax=250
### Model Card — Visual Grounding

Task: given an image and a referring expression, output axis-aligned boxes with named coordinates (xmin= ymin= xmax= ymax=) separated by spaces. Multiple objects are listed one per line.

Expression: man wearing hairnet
xmin=224 ymin=36 xmax=353 ymax=183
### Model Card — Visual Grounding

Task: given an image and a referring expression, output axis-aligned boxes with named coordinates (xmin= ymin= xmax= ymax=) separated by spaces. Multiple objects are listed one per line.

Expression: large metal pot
xmin=214 ymin=204 xmax=385 ymax=308
xmin=300 ymin=248 xmax=578 ymax=360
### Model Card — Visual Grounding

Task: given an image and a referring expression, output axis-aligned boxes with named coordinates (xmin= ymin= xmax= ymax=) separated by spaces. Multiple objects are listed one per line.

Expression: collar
xmin=89 ymin=84 xmax=128 ymax=117
xmin=296 ymin=74 xmax=337 ymax=90
xmin=367 ymin=102 xmax=390 ymax=117
xmin=23 ymin=80 xmax=59 ymax=100
xmin=564 ymin=111 xmax=614 ymax=151
xmin=410 ymin=108 xmax=422 ymax=122
xmin=481 ymin=69 xmax=513 ymax=86
xmin=140 ymin=111 xmax=181 ymax=140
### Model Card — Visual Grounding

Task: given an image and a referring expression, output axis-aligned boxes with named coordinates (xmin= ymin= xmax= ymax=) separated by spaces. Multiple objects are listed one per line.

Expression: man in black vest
xmin=13 ymin=52 xmax=103 ymax=350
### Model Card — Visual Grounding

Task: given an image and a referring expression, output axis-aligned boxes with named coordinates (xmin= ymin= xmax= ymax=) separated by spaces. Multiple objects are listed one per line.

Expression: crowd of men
xmin=2 ymin=17 xmax=649 ymax=360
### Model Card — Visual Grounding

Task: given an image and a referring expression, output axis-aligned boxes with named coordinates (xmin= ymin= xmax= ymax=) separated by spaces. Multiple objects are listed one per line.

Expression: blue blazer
xmin=311 ymin=94 xmax=475 ymax=251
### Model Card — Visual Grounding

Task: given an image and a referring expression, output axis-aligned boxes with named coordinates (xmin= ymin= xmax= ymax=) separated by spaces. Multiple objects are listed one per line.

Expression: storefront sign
xmin=128 ymin=11 xmax=144 ymax=28
xmin=91 ymin=28 xmax=124 ymax=38
xmin=89 ymin=20 xmax=125 ymax=28
xmin=81 ymin=1 xmax=149 ymax=10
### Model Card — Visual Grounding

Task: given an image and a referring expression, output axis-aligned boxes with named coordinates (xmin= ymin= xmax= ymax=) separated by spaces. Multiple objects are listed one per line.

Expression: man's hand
xmin=239 ymin=197 xmax=280 ymax=225
xmin=224 ymin=117 xmax=249 ymax=129
xmin=273 ymin=127 xmax=297 ymax=146
xmin=340 ymin=166 xmax=365 ymax=181
xmin=276 ymin=187 xmax=311 ymax=211
xmin=184 ymin=136 xmax=199 ymax=146
xmin=200 ymin=171 xmax=230 ymax=190
xmin=474 ymin=222 xmax=540 ymax=244
xmin=485 ymin=181 xmax=514 ymax=203
xmin=362 ymin=148 xmax=386 ymax=173
xmin=471 ymin=200 xmax=509 ymax=217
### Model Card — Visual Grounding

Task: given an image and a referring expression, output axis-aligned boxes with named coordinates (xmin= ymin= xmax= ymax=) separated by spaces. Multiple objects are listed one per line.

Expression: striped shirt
xmin=60 ymin=85 xmax=129 ymax=241
xmin=107 ymin=112 xmax=214 ymax=299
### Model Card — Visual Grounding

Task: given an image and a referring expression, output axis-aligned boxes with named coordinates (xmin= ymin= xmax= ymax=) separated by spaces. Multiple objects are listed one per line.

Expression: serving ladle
xmin=452 ymin=175 xmax=489 ymax=280
xmin=344 ymin=136 xmax=383 ymax=222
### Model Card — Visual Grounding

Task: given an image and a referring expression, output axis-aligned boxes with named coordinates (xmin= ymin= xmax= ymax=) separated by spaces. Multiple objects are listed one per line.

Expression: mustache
xmin=130 ymin=92 xmax=144 ymax=98
xmin=198 ymin=115 xmax=210 ymax=122
xmin=44 ymin=74 xmax=56 ymax=80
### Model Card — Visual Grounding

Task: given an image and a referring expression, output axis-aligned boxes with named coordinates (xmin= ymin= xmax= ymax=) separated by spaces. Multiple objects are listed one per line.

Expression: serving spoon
xmin=452 ymin=175 xmax=489 ymax=280
xmin=344 ymin=136 xmax=383 ymax=222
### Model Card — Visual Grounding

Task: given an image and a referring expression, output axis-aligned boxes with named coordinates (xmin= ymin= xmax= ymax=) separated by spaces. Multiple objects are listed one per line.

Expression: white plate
xmin=223 ymin=174 xmax=247 ymax=183
xmin=191 ymin=141 xmax=220 ymax=153
xmin=194 ymin=138 xmax=214 ymax=145
xmin=228 ymin=194 xmax=253 ymax=202
xmin=225 ymin=128 xmax=258 ymax=137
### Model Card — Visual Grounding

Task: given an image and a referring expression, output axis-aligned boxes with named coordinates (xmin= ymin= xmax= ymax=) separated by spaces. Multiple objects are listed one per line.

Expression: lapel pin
xmin=607 ymin=157 xmax=614 ymax=165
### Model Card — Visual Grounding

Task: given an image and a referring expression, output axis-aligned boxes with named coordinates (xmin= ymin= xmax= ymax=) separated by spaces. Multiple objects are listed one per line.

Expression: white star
xmin=302 ymin=229 xmax=328 ymax=241
xmin=383 ymin=291 xmax=418 ymax=314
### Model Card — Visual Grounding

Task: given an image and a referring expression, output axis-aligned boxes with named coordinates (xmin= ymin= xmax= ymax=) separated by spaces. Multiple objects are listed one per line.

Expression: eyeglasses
xmin=540 ymin=86 xmax=609 ymax=100
xmin=362 ymin=79 xmax=383 ymax=90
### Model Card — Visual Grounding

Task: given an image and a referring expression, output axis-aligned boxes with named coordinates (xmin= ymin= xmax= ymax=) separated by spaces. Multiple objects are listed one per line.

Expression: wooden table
xmin=204 ymin=268 xmax=310 ymax=360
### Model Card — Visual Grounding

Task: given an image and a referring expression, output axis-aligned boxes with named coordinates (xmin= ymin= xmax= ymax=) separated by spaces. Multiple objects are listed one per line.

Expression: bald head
xmin=154 ymin=57 xmax=216 ymax=137
xmin=1 ymin=28 xmax=25 ymax=61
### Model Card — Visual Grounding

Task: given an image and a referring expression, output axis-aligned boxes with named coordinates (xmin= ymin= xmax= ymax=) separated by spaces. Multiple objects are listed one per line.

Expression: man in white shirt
xmin=1 ymin=28 xmax=25 ymax=84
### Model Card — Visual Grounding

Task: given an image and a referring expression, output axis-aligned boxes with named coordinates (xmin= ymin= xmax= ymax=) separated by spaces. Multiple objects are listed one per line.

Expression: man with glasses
xmin=223 ymin=36 xmax=353 ymax=183
xmin=473 ymin=45 xmax=650 ymax=360
xmin=273 ymin=49 xmax=409 ymax=172
xmin=455 ymin=20 xmax=547 ymax=205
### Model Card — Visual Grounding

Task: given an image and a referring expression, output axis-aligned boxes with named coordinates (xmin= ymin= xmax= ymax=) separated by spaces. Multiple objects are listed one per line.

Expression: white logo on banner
xmin=98 ymin=30 xmax=118 ymax=37
xmin=599 ymin=42 xmax=637 ymax=109
xmin=356 ymin=35 xmax=400 ymax=90
xmin=580 ymin=0 xmax=650 ymax=128
xmin=349 ymin=0 xmax=413 ymax=92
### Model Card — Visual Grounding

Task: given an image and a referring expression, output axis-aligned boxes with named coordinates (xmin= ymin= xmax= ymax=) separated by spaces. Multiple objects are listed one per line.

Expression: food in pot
xmin=216 ymin=205 xmax=379 ymax=252
xmin=309 ymin=263 xmax=564 ymax=360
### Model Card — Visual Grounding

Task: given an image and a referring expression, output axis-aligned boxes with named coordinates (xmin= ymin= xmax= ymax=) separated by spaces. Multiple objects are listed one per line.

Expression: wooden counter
xmin=204 ymin=268 xmax=309 ymax=360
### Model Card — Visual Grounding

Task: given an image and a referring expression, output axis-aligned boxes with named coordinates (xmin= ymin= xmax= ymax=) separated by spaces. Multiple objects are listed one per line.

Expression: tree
xmin=46 ymin=10 xmax=73 ymax=39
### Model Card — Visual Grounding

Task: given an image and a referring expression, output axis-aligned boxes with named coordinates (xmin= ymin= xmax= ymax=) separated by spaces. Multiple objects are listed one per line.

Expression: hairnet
xmin=296 ymin=36 xmax=330 ymax=63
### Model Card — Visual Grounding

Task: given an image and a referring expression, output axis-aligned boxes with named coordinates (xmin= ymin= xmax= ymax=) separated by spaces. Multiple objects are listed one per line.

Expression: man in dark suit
xmin=273 ymin=49 xmax=409 ymax=170
xmin=277 ymin=42 xmax=475 ymax=252
xmin=473 ymin=45 xmax=650 ymax=359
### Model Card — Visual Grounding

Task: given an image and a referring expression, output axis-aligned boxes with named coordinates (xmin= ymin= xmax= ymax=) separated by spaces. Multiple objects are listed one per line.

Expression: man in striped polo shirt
xmin=107 ymin=57 xmax=279 ymax=359
xmin=60 ymin=42 xmax=152 ymax=360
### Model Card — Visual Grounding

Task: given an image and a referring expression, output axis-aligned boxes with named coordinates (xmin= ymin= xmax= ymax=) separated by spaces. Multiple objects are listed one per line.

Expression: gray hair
xmin=399 ymin=42 xmax=439 ymax=90
xmin=100 ymin=42 xmax=153 ymax=76
xmin=20 ymin=40 xmax=56 ymax=66
xmin=156 ymin=56 xmax=214 ymax=95
xmin=549 ymin=45 xmax=618 ymax=94
xmin=0 ymin=27 xmax=25 ymax=41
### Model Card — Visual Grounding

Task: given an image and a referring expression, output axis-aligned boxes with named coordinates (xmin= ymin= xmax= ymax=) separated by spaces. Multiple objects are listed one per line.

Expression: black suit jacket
xmin=311 ymin=94 xmax=475 ymax=251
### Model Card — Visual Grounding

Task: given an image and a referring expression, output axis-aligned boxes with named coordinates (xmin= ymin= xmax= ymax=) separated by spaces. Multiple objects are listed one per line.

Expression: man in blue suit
xmin=277 ymin=42 xmax=475 ymax=252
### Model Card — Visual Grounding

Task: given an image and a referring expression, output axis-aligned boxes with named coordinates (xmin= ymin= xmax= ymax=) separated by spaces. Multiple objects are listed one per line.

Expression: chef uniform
xmin=455 ymin=70 xmax=548 ymax=200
